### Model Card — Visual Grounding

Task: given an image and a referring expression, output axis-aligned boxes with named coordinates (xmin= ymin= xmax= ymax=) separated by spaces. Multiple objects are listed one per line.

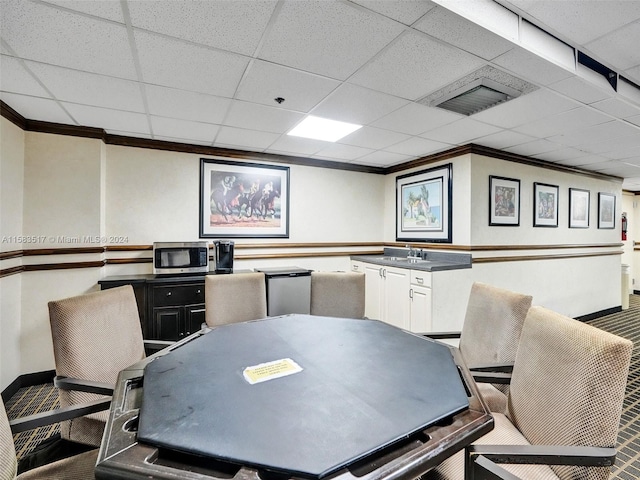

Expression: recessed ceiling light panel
xmin=287 ymin=115 xmax=362 ymax=142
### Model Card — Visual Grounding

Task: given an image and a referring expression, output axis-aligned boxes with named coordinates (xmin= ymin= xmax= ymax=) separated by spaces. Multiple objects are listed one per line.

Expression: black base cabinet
xmin=99 ymin=274 xmax=207 ymax=342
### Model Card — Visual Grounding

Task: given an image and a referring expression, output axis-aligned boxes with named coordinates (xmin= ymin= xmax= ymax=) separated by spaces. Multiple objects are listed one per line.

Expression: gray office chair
xmin=48 ymin=285 xmax=147 ymax=447
xmin=310 ymin=271 xmax=365 ymax=319
xmin=205 ymin=272 xmax=267 ymax=327
xmin=425 ymin=305 xmax=633 ymax=480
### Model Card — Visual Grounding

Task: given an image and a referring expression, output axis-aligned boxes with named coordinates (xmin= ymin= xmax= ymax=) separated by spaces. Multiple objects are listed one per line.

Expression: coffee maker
xmin=213 ymin=240 xmax=234 ymax=273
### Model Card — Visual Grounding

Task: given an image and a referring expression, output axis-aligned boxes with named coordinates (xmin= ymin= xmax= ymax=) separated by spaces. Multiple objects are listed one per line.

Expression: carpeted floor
xmin=4 ymin=296 xmax=640 ymax=478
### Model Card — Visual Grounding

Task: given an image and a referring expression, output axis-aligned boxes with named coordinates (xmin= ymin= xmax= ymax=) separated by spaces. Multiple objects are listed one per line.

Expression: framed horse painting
xmin=396 ymin=163 xmax=452 ymax=243
xmin=200 ymin=158 xmax=289 ymax=238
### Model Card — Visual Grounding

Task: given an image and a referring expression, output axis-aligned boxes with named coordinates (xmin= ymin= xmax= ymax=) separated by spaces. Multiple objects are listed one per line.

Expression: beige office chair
xmin=426 ymin=305 xmax=633 ymax=480
xmin=205 ymin=273 xmax=267 ymax=327
xmin=310 ymin=271 xmax=365 ymax=319
xmin=48 ymin=285 xmax=146 ymax=447
xmin=439 ymin=282 xmax=532 ymax=413
xmin=1 ymin=392 xmax=105 ymax=479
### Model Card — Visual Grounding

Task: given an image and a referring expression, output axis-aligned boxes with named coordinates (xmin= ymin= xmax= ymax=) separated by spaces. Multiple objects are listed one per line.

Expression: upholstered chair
xmin=310 ymin=271 xmax=365 ymax=319
xmin=48 ymin=285 xmax=146 ymax=447
xmin=205 ymin=273 xmax=267 ymax=327
xmin=425 ymin=305 xmax=633 ymax=480
xmin=1 ymin=394 xmax=100 ymax=479
xmin=458 ymin=282 xmax=532 ymax=412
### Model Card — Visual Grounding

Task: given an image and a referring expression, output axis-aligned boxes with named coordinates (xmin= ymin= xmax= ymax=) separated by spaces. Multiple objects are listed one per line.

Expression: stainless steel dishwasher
xmin=254 ymin=267 xmax=312 ymax=316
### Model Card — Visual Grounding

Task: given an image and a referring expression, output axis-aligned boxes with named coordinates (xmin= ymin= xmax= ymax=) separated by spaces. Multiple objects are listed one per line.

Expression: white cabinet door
xmin=383 ymin=266 xmax=410 ymax=330
xmin=362 ymin=262 xmax=384 ymax=321
xmin=410 ymin=284 xmax=432 ymax=332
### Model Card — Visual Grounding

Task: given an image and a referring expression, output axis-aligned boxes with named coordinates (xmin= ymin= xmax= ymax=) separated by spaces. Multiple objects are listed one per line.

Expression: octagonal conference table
xmin=95 ymin=314 xmax=493 ymax=480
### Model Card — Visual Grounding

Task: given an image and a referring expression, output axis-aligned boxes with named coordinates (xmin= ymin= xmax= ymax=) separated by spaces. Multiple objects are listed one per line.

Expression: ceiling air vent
xmin=420 ymin=66 xmax=538 ymax=116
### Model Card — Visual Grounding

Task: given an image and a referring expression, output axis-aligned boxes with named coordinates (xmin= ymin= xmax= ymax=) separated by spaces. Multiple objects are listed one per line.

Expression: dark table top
xmin=96 ymin=315 xmax=493 ymax=480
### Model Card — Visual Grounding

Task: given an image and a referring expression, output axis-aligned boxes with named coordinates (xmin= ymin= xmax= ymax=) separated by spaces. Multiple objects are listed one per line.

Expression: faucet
xmin=406 ymin=245 xmax=419 ymax=259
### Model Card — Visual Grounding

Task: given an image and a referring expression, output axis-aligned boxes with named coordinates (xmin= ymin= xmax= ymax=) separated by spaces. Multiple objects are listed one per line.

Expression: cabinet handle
xmin=353 ymin=265 xmax=359 ymax=271
xmin=196 ymin=289 xmax=201 ymax=294
xmin=416 ymin=277 xmax=424 ymax=284
xmin=409 ymin=289 xmax=413 ymax=299
xmin=166 ymin=292 xmax=172 ymax=296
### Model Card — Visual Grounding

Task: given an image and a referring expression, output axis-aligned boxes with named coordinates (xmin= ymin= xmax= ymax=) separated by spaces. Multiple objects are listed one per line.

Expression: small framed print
xmin=598 ymin=193 xmax=616 ymax=229
xmin=533 ymin=182 xmax=559 ymax=227
xmin=569 ymin=188 xmax=590 ymax=228
xmin=489 ymin=176 xmax=520 ymax=226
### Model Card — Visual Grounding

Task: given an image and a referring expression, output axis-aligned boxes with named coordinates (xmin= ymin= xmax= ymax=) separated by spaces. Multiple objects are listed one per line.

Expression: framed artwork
xmin=598 ymin=193 xmax=616 ymax=229
xmin=396 ymin=163 xmax=452 ymax=243
xmin=569 ymin=188 xmax=590 ymax=228
xmin=200 ymin=158 xmax=289 ymax=238
xmin=533 ymin=182 xmax=559 ymax=227
xmin=489 ymin=176 xmax=520 ymax=226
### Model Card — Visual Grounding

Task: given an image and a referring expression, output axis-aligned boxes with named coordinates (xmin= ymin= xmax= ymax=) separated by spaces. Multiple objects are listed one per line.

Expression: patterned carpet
xmin=4 ymin=297 xmax=640 ymax=478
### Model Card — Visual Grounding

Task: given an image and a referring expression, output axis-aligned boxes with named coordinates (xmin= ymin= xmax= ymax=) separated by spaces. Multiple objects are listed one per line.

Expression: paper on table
xmin=243 ymin=358 xmax=303 ymax=385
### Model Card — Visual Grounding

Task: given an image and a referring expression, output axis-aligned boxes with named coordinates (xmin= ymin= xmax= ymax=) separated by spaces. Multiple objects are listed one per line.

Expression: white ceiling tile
xmin=512 ymin=106 xmax=611 ymax=138
xmin=1 ymin=0 xmax=136 ymax=79
xmin=414 ymin=6 xmax=513 ymax=60
xmin=591 ymin=98 xmax=640 ymax=120
xmin=601 ymin=144 xmax=640 ymax=161
xmin=151 ymin=116 xmax=218 ymax=143
xmin=134 ymin=30 xmax=249 ymax=97
xmin=259 ymin=0 xmax=404 ymax=80
xmin=627 ymin=115 xmax=640 ymax=128
xmin=154 ymin=135 xmax=214 ymax=147
xmin=559 ymin=154 xmax=612 ymax=167
xmin=215 ymin=126 xmax=280 ymax=150
xmin=0 ymin=92 xmax=72 ymax=124
xmin=64 ymin=103 xmax=150 ymax=134
xmin=315 ymin=143 xmax=374 ymax=161
xmin=236 ymin=61 xmax=340 ymax=113
xmin=505 ymin=138 xmax=562 ymax=156
xmin=547 ymin=75 xmax=612 ymax=105
xmin=128 ymin=1 xmax=277 ymax=55
xmin=44 ymin=0 xmax=124 ymax=22
xmin=472 ymin=89 xmax=578 ymax=128
xmin=474 ymin=130 xmax=535 ymax=149
xmin=26 ymin=61 xmax=145 ymax=112
xmin=585 ymin=21 xmax=640 ymax=71
xmin=145 ymin=85 xmax=231 ymax=124
xmin=371 ymin=103 xmax=462 ymax=135
xmin=266 ymin=135 xmax=328 ymax=156
xmin=624 ymin=65 xmax=640 ymax=87
xmin=349 ymin=0 xmax=437 ymax=25
xmin=385 ymin=136 xmax=451 ymax=156
xmin=312 ymin=83 xmax=408 ymax=125
xmin=548 ymin=120 xmax=639 ymax=149
xmin=225 ymin=101 xmax=304 ymax=134
xmin=356 ymin=150 xmax=413 ymax=167
xmin=0 ymin=55 xmax=49 ymax=97
xmin=337 ymin=126 xmax=410 ymax=150
xmin=530 ymin=147 xmax=586 ymax=162
xmin=492 ymin=46 xmax=574 ymax=86
xmin=350 ymin=31 xmax=486 ymax=100
xmin=420 ymin=118 xmax=502 ymax=144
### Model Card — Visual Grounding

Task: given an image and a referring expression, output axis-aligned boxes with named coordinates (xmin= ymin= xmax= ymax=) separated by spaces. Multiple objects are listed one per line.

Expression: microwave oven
xmin=152 ymin=242 xmax=209 ymax=275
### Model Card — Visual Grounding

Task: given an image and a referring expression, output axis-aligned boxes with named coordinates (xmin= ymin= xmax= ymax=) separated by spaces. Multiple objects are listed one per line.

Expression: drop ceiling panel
xmin=371 ymin=103 xmax=462 ymax=135
xmin=591 ymin=98 xmax=640 ymax=120
xmin=420 ymin=118 xmax=502 ymax=144
xmin=349 ymin=0 xmax=437 ymax=26
xmin=385 ymin=136 xmax=451 ymax=156
xmin=356 ymin=150 xmax=414 ymax=167
xmin=44 ymin=0 xmax=125 ymax=22
xmin=225 ymin=101 xmax=304 ymax=134
xmin=505 ymin=138 xmax=562 ymax=156
xmin=27 ymin=61 xmax=145 ymax=113
xmin=0 ymin=56 xmax=49 ymax=97
xmin=628 ymin=115 xmax=640 ymax=128
xmin=512 ymin=106 xmax=612 ymax=138
xmin=315 ymin=143 xmax=374 ymax=161
xmin=474 ymin=130 xmax=536 ymax=150
xmin=530 ymin=147 xmax=585 ymax=162
xmin=214 ymin=126 xmax=280 ymax=150
xmin=145 ymin=85 xmax=231 ymax=124
xmin=236 ymin=61 xmax=340 ymax=112
xmin=63 ymin=103 xmax=150 ymax=135
xmin=312 ymin=83 xmax=409 ymax=125
xmin=128 ymin=1 xmax=277 ymax=56
xmin=134 ymin=31 xmax=249 ymax=97
xmin=150 ymin=116 xmax=219 ymax=143
xmin=414 ymin=6 xmax=514 ymax=61
xmin=258 ymin=0 xmax=405 ymax=80
xmin=492 ymin=45 xmax=574 ymax=86
xmin=548 ymin=120 xmax=639 ymax=148
xmin=585 ymin=21 xmax=640 ymax=72
xmin=266 ymin=135 xmax=327 ymax=156
xmin=548 ymin=76 xmax=613 ymax=105
xmin=1 ymin=92 xmax=72 ymax=124
xmin=350 ymin=31 xmax=486 ymax=100
xmin=337 ymin=126 xmax=410 ymax=150
xmin=1 ymin=0 xmax=136 ymax=79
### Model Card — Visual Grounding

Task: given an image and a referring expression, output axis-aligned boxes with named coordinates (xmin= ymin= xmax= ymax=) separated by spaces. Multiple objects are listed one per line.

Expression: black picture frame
xmin=533 ymin=182 xmax=559 ymax=227
xmin=569 ymin=188 xmax=590 ymax=228
xmin=598 ymin=192 xmax=616 ymax=229
xmin=200 ymin=158 xmax=289 ymax=238
xmin=489 ymin=176 xmax=520 ymax=226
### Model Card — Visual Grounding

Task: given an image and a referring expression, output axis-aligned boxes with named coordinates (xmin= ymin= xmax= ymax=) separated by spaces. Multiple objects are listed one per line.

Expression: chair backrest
xmin=310 ymin=272 xmax=365 ymax=319
xmin=205 ymin=273 xmax=267 ymax=327
xmin=48 ymin=285 xmax=145 ymax=446
xmin=0 ymin=400 xmax=17 ymax=480
xmin=508 ymin=306 xmax=633 ymax=480
xmin=458 ymin=282 xmax=532 ymax=367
